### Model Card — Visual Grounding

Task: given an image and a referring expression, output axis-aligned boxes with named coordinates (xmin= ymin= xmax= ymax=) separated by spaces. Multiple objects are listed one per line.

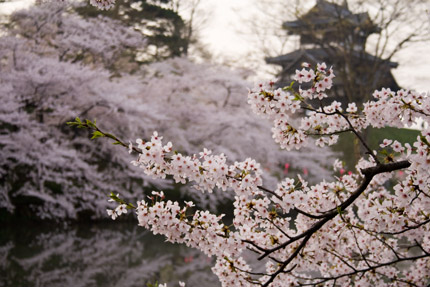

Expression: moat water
xmin=0 ymin=221 xmax=219 ymax=287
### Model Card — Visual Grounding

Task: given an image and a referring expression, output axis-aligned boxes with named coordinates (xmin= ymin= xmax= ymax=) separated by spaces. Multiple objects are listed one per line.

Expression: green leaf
xmin=283 ymin=80 xmax=295 ymax=91
xmin=293 ymin=93 xmax=303 ymax=101
xmin=66 ymin=117 xmax=87 ymax=128
xmin=67 ymin=117 xmax=80 ymax=126
xmin=86 ymin=119 xmax=97 ymax=129
xmin=420 ymin=135 xmax=430 ymax=146
xmin=91 ymin=130 xmax=105 ymax=140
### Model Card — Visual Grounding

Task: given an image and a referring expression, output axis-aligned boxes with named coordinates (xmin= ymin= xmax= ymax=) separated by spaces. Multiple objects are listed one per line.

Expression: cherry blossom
xmin=90 ymin=0 xmax=115 ymax=10
xmin=98 ymin=62 xmax=430 ymax=286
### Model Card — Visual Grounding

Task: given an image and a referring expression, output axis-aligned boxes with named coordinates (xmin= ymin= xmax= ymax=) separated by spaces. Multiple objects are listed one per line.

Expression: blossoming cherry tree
xmin=74 ymin=1 xmax=430 ymax=286
xmin=70 ymin=60 xmax=430 ymax=286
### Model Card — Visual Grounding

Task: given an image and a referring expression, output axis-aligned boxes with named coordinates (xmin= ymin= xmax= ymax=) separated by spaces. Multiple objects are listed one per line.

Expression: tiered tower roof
xmin=283 ymin=0 xmax=379 ymax=46
xmin=266 ymin=0 xmax=400 ymax=104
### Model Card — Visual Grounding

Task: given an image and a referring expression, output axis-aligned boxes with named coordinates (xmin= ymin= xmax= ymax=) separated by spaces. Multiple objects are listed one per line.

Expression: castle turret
xmin=267 ymin=0 xmax=399 ymax=106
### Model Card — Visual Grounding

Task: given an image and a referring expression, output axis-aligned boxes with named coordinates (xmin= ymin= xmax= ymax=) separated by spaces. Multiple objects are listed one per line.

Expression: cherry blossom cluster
xmin=364 ymin=88 xmax=430 ymax=128
xmin=109 ymin=191 xmax=255 ymax=286
xmin=100 ymin=62 xmax=430 ymax=286
xmin=247 ymin=63 xmax=370 ymax=151
xmin=90 ymin=0 xmax=116 ymax=10
xmin=294 ymin=62 xmax=334 ymax=95
xmin=130 ymin=132 xmax=263 ymax=196
xmin=134 ymin=197 xmax=245 ymax=259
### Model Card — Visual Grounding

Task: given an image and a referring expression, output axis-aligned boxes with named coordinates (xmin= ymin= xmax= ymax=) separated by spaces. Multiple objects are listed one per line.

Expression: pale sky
xmin=1 ymin=0 xmax=429 ymax=92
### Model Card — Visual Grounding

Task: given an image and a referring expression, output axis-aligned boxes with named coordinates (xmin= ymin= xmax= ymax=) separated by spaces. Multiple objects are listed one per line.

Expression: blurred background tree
xmin=0 ymin=1 xmax=336 ymax=221
xmin=76 ymin=0 xmax=200 ymax=62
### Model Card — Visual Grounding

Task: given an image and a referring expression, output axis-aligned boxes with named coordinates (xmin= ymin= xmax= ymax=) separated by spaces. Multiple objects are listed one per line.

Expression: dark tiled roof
xmin=283 ymin=0 xmax=378 ymax=33
xmin=266 ymin=48 xmax=398 ymax=68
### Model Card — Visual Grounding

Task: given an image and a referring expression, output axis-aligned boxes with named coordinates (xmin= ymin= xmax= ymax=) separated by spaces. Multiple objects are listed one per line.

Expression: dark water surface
xmin=0 ymin=221 xmax=219 ymax=287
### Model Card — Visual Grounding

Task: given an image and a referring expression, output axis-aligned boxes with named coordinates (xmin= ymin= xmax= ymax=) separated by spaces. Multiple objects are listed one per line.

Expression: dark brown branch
xmin=302 ymin=106 xmax=379 ymax=164
xmin=262 ymin=233 xmax=313 ymax=287
xmin=323 ymin=248 xmax=358 ymax=273
xmin=294 ymin=207 xmax=324 ymax=219
xmin=334 ymin=110 xmax=380 ymax=164
xmin=350 ymin=227 xmax=373 ymax=268
xmin=259 ymin=160 xmax=411 ymax=260
xmin=254 ymin=160 xmax=411 ymax=286
xmin=305 ymin=128 xmax=353 ymax=136
xmin=299 ymin=252 xmax=429 ymax=286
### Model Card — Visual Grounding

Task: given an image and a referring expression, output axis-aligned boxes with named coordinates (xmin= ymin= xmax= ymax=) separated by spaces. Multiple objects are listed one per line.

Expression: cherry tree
xmin=75 ymin=61 xmax=430 ymax=286
xmin=7 ymin=1 xmax=145 ymax=72
xmin=11 ymin=2 xmax=430 ymax=285
xmin=29 ymin=1 xmax=430 ymax=286
xmin=0 ymin=2 xmax=334 ymax=219
xmin=67 ymin=6 xmax=430 ymax=282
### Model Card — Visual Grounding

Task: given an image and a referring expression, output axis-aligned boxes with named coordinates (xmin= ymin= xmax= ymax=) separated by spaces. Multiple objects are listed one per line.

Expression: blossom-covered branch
xmin=71 ymin=61 xmax=430 ymax=286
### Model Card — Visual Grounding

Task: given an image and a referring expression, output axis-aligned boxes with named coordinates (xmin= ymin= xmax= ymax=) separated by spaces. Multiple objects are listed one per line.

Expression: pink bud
xmin=284 ymin=163 xmax=290 ymax=174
